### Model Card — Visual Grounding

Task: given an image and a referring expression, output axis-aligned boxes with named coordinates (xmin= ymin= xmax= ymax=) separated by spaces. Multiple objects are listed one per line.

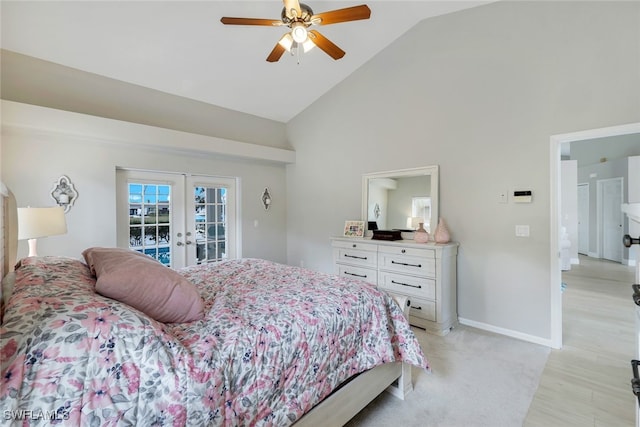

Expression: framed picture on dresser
xmin=343 ymin=220 xmax=365 ymax=238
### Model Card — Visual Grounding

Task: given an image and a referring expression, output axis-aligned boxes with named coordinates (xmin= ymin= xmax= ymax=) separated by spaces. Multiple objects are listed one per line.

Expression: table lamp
xmin=17 ymin=206 xmax=67 ymax=257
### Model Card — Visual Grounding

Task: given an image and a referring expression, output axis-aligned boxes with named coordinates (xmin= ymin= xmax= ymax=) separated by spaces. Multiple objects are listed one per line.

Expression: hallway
xmin=525 ymin=256 xmax=636 ymax=426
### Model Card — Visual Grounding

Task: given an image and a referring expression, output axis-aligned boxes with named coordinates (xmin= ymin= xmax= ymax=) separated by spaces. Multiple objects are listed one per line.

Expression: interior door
xmin=600 ymin=177 xmax=623 ymax=263
xmin=116 ymin=170 xmax=237 ymax=268
xmin=577 ymin=183 xmax=589 ymax=255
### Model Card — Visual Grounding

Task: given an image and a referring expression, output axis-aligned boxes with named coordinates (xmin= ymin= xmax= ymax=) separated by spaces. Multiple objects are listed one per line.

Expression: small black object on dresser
xmin=371 ymin=230 xmax=402 ymax=241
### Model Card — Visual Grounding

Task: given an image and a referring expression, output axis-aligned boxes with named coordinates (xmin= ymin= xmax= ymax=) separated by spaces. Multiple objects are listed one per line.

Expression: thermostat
xmin=513 ymin=190 xmax=532 ymax=203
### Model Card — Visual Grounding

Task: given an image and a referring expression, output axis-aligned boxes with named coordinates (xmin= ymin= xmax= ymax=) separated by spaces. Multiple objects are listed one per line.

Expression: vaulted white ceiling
xmin=1 ymin=1 xmax=489 ymax=123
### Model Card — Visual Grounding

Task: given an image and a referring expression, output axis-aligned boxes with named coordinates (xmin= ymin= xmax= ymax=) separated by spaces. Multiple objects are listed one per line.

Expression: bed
xmin=0 ymin=238 xmax=428 ymax=426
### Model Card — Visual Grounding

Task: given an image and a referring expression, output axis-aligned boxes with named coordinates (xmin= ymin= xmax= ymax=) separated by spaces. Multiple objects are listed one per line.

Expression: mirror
xmin=362 ymin=165 xmax=439 ymax=236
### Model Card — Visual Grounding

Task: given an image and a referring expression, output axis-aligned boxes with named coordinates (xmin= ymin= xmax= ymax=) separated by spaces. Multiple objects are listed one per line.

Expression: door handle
xmin=631 ymin=360 xmax=640 ymax=406
xmin=624 ymin=235 xmax=640 ymax=247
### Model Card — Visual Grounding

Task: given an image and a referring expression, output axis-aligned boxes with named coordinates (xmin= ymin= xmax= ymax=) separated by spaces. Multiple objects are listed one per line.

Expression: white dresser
xmin=331 ymin=237 xmax=458 ymax=336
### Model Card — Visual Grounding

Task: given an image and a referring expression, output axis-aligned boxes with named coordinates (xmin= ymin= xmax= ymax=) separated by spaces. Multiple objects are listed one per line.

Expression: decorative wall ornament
xmin=50 ymin=175 xmax=78 ymax=213
xmin=373 ymin=203 xmax=380 ymax=219
xmin=261 ymin=188 xmax=272 ymax=210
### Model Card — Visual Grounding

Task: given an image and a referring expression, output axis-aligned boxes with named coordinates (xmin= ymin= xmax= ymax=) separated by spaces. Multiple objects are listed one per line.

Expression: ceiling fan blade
xmin=283 ymin=0 xmax=302 ymax=19
xmin=312 ymin=5 xmax=371 ymax=25
xmin=308 ymin=30 xmax=345 ymax=60
xmin=266 ymin=42 xmax=287 ymax=62
xmin=220 ymin=17 xmax=282 ymax=26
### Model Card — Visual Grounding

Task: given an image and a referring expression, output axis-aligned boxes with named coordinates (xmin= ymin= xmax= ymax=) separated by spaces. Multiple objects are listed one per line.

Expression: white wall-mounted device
xmin=513 ymin=190 xmax=532 ymax=203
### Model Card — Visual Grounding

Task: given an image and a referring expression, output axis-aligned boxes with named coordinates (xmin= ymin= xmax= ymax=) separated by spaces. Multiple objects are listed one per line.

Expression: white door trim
xmin=550 ymin=122 xmax=640 ymax=349
xmin=577 ymin=182 xmax=589 ymax=256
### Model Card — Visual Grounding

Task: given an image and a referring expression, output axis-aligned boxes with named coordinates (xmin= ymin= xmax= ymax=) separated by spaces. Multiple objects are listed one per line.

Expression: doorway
xmin=598 ymin=177 xmax=624 ymax=262
xmin=116 ymin=169 xmax=238 ymax=268
xmin=550 ymin=122 xmax=640 ymax=349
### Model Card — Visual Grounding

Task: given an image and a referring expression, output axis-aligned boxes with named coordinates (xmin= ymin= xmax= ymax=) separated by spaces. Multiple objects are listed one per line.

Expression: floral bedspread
xmin=1 ymin=257 xmax=428 ymax=426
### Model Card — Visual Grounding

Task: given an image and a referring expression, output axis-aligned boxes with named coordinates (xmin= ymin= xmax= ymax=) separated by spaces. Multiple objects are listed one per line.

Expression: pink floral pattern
xmin=1 ymin=257 xmax=428 ymax=426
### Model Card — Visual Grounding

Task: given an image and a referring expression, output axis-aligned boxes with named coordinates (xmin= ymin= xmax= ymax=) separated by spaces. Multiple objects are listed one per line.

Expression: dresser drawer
xmin=407 ymin=296 xmax=436 ymax=322
xmin=378 ymin=245 xmax=435 ymax=259
xmin=379 ymin=253 xmax=435 ymax=277
xmin=332 ymin=240 xmax=378 ymax=252
xmin=335 ymin=248 xmax=377 ymax=268
xmin=338 ymin=265 xmax=377 ymax=285
xmin=378 ymin=272 xmax=435 ymax=300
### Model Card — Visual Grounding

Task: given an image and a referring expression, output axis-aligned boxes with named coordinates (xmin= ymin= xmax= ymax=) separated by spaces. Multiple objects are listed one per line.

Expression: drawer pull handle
xmin=345 ymin=271 xmax=367 ymax=278
xmin=411 ymin=305 xmax=423 ymax=310
xmin=392 ymin=260 xmax=422 ymax=268
xmin=345 ymin=254 xmax=367 ymax=260
xmin=401 ymin=249 xmax=406 ymax=253
xmin=391 ymin=280 xmax=421 ymax=289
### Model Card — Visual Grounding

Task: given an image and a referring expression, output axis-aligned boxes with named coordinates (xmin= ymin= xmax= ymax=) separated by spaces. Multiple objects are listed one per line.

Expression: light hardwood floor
xmin=524 ymin=255 xmax=636 ymax=427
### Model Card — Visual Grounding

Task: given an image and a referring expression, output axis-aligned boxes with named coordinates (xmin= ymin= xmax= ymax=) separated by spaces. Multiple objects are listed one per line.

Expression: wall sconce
xmin=261 ymin=188 xmax=272 ymax=210
xmin=50 ymin=175 xmax=78 ymax=213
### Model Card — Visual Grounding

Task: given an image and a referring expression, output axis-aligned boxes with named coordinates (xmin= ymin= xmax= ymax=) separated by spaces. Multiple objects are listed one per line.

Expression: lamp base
xmin=27 ymin=238 xmax=38 ymax=257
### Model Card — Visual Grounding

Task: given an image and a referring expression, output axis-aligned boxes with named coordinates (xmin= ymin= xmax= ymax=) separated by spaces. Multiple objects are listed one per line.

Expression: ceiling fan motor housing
xmin=281 ymin=3 xmax=314 ymax=24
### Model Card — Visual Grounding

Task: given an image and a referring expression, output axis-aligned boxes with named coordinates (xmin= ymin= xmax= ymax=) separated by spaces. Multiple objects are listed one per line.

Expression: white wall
xmin=286 ymin=1 xmax=640 ymax=343
xmin=1 ymin=102 xmax=291 ymax=264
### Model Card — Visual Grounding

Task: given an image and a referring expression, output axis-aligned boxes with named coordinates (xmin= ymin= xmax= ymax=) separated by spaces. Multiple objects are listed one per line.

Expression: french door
xmin=116 ymin=169 xmax=238 ymax=268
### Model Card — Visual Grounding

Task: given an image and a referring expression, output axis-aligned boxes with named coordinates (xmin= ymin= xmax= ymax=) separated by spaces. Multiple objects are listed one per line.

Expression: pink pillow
xmin=82 ymin=247 xmax=205 ymax=323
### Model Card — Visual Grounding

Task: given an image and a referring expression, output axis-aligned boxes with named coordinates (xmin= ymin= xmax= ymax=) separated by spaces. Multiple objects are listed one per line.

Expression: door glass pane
xmin=128 ymin=183 xmax=172 ymax=266
xmin=194 ymin=186 xmax=227 ymax=264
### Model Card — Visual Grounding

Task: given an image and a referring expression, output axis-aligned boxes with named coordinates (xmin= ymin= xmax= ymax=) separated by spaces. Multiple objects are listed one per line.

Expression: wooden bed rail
xmin=294 ymin=291 xmax=414 ymax=426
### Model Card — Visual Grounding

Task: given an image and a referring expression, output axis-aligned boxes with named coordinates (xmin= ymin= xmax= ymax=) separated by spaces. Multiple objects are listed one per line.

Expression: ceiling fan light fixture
xmin=301 ymin=38 xmax=315 ymax=52
xmin=278 ymin=33 xmax=294 ymax=51
xmin=291 ymin=22 xmax=308 ymax=43
xmin=278 ymin=32 xmax=314 ymax=54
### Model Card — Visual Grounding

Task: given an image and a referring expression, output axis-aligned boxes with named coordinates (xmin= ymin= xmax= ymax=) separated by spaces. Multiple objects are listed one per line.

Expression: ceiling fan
xmin=220 ymin=0 xmax=371 ymax=62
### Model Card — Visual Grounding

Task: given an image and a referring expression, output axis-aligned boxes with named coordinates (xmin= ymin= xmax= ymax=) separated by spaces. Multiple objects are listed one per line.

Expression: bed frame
xmin=0 ymin=186 xmax=412 ymax=426
xmin=296 ymin=292 xmax=412 ymax=426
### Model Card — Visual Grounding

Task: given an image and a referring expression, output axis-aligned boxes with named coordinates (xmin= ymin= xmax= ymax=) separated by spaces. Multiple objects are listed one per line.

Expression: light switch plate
xmin=515 ymin=225 xmax=530 ymax=237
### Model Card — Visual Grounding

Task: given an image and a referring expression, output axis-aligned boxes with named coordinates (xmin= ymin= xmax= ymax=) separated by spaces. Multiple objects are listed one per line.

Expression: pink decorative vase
xmin=414 ymin=223 xmax=429 ymax=243
xmin=434 ymin=218 xmax=450 ymax=243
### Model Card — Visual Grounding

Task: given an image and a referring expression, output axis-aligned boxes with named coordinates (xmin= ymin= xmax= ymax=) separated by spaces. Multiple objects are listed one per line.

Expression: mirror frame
xmin=362 ymin=165 xmax=439 ymax=235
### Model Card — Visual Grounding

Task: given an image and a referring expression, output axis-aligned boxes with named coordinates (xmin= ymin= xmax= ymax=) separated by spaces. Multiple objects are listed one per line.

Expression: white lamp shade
xmin=278 ymin=32 xmax=315 ymax=53
xmin=17 ymin=207 xmax=67 ymax=240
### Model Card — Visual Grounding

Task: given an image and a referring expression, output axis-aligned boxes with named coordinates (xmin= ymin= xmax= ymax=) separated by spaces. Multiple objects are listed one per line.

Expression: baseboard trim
xmin=458 ymin=318 xmax=553 ymax=348
xmin=570 ymin=257 xmax=580 ymax=265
